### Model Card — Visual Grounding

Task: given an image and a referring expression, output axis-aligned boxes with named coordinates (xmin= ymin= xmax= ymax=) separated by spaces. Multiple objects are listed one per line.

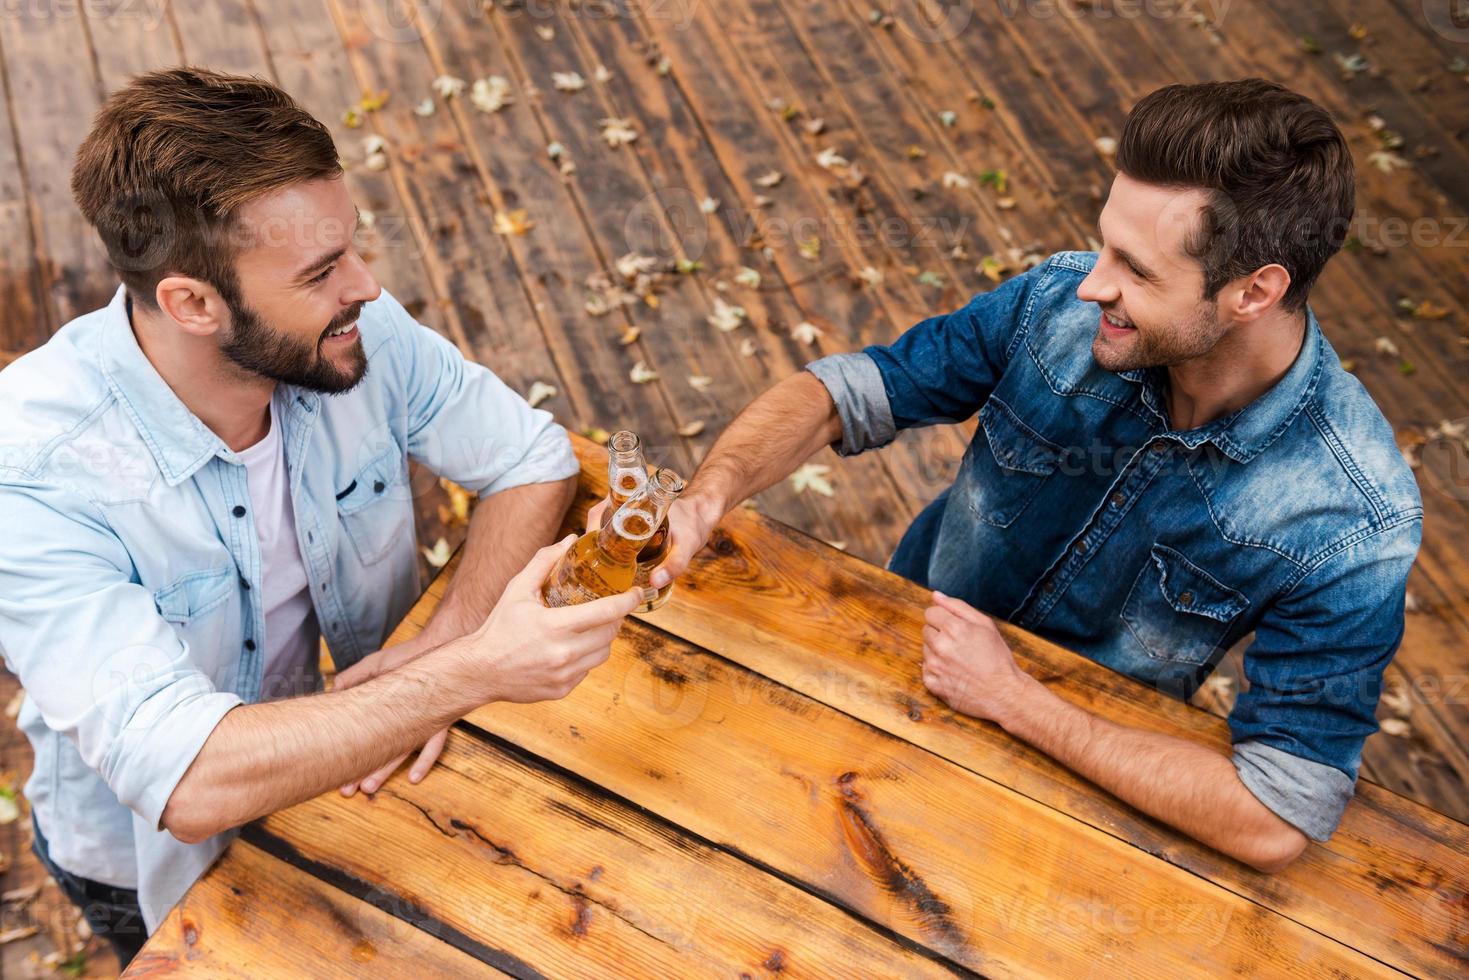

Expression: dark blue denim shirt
xmin=807 ymin=251 xmax=1422 ymax=841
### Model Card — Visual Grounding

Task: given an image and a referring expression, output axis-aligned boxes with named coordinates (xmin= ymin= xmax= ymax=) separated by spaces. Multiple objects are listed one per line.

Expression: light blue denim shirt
xmin=808 ymin=251 xmax=1422 ymax=843
xmin=0 ymin=285 xmax=578 ymax=930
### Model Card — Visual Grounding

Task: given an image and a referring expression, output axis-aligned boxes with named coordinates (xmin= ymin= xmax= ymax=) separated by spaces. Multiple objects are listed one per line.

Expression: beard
xmin=1090 ymin=300 xmax=1227 ymax=373
xmin=219 ymin=296 xmax=369 ymax=394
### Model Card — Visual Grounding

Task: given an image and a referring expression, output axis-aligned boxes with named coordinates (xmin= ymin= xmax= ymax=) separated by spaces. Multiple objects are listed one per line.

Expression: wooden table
xmin=127 ymin=438 xmax=1468 ymax=977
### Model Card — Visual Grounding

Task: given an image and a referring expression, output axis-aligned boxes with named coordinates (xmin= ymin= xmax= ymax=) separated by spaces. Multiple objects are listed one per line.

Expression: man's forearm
xmin=685 ymin=371 xmax=843 ymax=517
xmin=996 ymin=676 xmax=1308 ymax=871
xmin=162 ymin=638 xmax=481 ymax=843
xmin=421 ymin=476 xmax=576 ymax=642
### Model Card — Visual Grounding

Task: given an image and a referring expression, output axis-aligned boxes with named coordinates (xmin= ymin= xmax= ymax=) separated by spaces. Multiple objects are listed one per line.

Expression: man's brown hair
xmin=1115 ymin=78 xmax=1354 ymax=313
xmin=71 ymin=66 xmax=341 ymax=309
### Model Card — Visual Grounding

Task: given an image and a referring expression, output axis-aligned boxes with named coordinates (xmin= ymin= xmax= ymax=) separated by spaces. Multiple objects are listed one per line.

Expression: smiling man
xmin=0 ymin=68 xmax=640 ymax=965
xmin=650 ymin=79 xmax=1422 ymax=871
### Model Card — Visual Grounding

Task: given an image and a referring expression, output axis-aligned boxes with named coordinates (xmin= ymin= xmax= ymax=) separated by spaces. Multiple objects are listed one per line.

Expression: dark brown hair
xmin=71 ymin=66 xmax=341 ymax=309
xmin=1115 ymin=78 xmax=1354 ymax=313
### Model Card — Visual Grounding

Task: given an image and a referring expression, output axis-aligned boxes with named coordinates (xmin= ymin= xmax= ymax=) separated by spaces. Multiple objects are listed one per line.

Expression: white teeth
xmin=326 ymin=323 xmax=353 ymax=337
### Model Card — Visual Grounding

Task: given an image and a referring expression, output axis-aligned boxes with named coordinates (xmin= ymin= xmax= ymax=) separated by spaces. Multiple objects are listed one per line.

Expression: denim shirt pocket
xmin=335 ymin=448 xmax=411 ymax=566
xmin=965 ymin=398 xmax=1062 ymax=528
xmin=153 ymin=567 xmax=234 ymax=626
xmin=1122 ymin=544 xmax=1249 ymax=665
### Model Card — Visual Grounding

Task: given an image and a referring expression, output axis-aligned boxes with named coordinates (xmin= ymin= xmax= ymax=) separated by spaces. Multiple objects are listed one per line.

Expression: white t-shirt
xmin=238 ymin=402 xmax=319 ymax=701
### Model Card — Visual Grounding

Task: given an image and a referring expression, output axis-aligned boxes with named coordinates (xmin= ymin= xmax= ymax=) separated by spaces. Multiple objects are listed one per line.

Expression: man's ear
xmin=1229 ymin=264 xmax=1292 ymax=323
xmin=154 ymin=276 xmax=228 ymax=337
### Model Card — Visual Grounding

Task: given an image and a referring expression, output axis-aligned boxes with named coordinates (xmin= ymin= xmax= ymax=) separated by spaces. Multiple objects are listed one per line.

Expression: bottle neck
xmin=596 ymin=521 xmax=649 ymax=563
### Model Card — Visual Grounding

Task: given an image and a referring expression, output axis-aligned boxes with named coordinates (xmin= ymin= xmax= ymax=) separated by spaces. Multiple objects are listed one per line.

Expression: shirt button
xmin=1109 ymin=492 xmax=1125 ymax=508
xmin=373 ymin=480 xmax=386 ymax=494
xmin=232 ymin=505 xmax=247 ymax=518
xmin=244 ymin=639 xmax=256 ymax=651
xmin=1074 ymin=540 xmax=1090 ymax=554
xmin=1150 ymin=440 xmax=1167 ymax=454
xmin=1042 ymin=579 xmax=1056 ymax=594
xmin=1178 ymin=591 xmax=1195 ymax=607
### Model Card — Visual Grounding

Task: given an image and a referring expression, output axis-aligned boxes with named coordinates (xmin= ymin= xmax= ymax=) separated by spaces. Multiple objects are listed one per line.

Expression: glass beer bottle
xmin=632 ymin=470 xmax=686 ymax=612
xmin=602 ymin=430 xmax=647 ymax=528
xmin=543 ymin=468 xmax=683 ymax=607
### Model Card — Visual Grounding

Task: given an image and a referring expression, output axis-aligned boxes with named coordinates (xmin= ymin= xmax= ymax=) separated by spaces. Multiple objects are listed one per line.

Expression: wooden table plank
xmin=123 ymin=840 xmax=506 ymax=978
xmin=253 ymin=727 xmax=962 ymax=978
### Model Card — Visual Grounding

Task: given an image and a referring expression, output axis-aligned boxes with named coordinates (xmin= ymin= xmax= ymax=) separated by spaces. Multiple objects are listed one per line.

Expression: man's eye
xmin=308 ymin=264 xmax=335 ymax=285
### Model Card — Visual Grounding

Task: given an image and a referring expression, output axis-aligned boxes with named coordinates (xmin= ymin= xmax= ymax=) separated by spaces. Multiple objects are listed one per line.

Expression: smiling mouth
xmin=1100 ymin=310 xmax=1135 ymax=333
xmin=323 ymin=320 xmax=358 ymax=341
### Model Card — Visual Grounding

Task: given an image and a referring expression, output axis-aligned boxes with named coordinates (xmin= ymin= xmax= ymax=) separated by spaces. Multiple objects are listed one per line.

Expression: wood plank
xmin=0 ymin=2 xmax=112 ymax=327
xmin=256 ymin=727 xmax=962 ymax=977
xmin=124 ymin=840 xmax=506 ymax=978
xmin=0 ymin=30 xmax=51 ymax=353
xmin=166 ymin=1 xmax=274 ymax=77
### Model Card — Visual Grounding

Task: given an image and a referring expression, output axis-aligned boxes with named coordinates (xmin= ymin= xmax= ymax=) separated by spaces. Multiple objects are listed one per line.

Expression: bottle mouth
xmin=649 ymin=467 xmax=686 ymax=493
xmin=608 ymin=430 xmax=641 ymax=454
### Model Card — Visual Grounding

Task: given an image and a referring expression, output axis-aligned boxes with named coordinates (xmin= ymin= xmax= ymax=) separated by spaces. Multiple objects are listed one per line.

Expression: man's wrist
xmin=991 ymin=670 xmax=1058 ymax=738
xmin=684 ymin=483 xmax=729 ymax=533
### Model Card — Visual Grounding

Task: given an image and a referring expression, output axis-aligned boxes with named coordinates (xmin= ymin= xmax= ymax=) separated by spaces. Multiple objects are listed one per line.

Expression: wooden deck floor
xmin=0 ymin=0 xmax=1464 ymax=918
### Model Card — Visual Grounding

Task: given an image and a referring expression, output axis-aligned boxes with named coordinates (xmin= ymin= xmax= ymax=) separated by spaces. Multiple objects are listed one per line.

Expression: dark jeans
xmin=30 ymin=815 xmax=147 ymax=969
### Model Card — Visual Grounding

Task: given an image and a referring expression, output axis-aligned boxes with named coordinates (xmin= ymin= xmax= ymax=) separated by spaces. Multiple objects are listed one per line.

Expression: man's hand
xmin=585 ymin=494 xmax=723 ymax=590
xmin=340 ymin=536 xmax=639 ymax=796
xmin=920 ymin=590 xmax=1034 ymax=724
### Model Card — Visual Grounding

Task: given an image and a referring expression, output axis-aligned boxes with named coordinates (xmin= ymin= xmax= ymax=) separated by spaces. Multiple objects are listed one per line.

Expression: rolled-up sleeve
xmin=1228 ymin=517 xmax=1421 ymax=841
xmin=378 ymin=291 xmax=579 ymax=497
xmin=0 ymin=483 xmax=242 ymax=831
xmin=805 ymin=352 xmax=895 ymax=456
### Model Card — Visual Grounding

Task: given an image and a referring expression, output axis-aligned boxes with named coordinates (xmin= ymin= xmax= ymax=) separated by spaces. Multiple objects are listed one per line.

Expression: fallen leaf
xmin=594 ymin=65 xmax=613 ymax=83
xmin=1374 ymin=336 xmax=1400 ymax=357
xmin=552 ymin=71 xmax=587 ymax=92
xmin=816 ymin=147 xmax=849 ymax=170
xmin=3 ymin=688 xmax=21 ymax=719
xmin=535 ymin=24 xmax=555 ymax=40
xmin=583 ymin=427 xmax=611 ymax=444
xmin=687 ymin=374 xmax=713 ymax=391
xmin=917 ymin=269 xmax=946 ymax=288
xmin=791 ymin=321 xmax=823 ymax=345
xmin=739 ymin=338 xmax=758 ymax=357
xmin=905 ymin=145 xmax=927 ymax=160
xmin=804 ymin=118 xmax=826 ymax=135
xmin=358 ymin=89 xmax=390 ymax=112
xmin=708 ymin=297 xmax=747 ymax=332
xmin=797 ymin=235 xmax=822 ymax=260
xmin=676 ymin=258 xmax=703 ymax=274
xmin=1094 ymin=136 xmax=1118 ymax=157
xmin=941 ymin=170 xmax=971 ymax=189
xmin=470 ymin=76 xmax=513 ymax=113
xmin=789 ymin=462 xmax=835 ymax=497
xmin=734 ymin=266 xmax=762 ymax=289
xmin=433 ymin=75 xmax=466 ymax=99
xmin=1367 ymin=150 xmax=1409 ymax=174
xmin=526 ymin=380 xmax=557 ymax=408
xmin=978 ymin=168 xmax=1009 ymax=193
xmin=600 ymin=117 xmax=639 ymax=147
xmin=630 ymin=361 xmax=659 ymax=384
xmin=619 ymin=325 xmax=641 ymax=345
xmin=996 ymin=196 xmax=1017 ymax=210
xmin=342 ymin=106 xmax=364 ymax=128
xmin=677 ymin=420 xmax=706 ymax=437
xmin=655 ymin=56 xmax=672 ymax=76
xmin=699 ymin=196 xmax=720 ymax=214
xmin=939 ymin=110 xmax=958 ymax=128
xmin=1379 ymin=717 xmax=1412 ymax=738
xmin=493 ymin=208 xmax=535 ymax=236
xmin=439 ymin=479 xmax=473 ymax=526
xmin=756 ymin=170 xmax=784 ymax=188
xmin=421 ymin=538 xmax=452 ymax=569
xmin=979 ymin=255 xmax=1009 ymax=282
xmin=413 ymin=97 xmax=436 ymax=117
xmin=857 ymin=266 xmax=883 ymax=286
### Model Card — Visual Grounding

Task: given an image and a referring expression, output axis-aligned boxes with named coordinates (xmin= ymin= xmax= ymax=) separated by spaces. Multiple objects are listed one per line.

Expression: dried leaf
xmin=594 ymin=65 xmax=613 ymax=83
xmin=699 ymin=196 xmax=720 ymax=214
xmin=619 ymin=325 xmax=641 ymax=345
xmin=1379 ymin=717 xmax=1412 ymax=738
xmin=789 ymin=462 xmax=835 ymax=497
xmin=583 ymin=426 xmax=611 ymax=445
xmin=734 ymin=266 xmax=762 ymax=289
xmin=816 ymin=147 xmax=849 ymax=170
xmin=677 ymin=420 xmax=706 ymax=437
xmin=938 ymin=110 xmax=957 ymax=127
xmin=433 ymin=75 xmax=466 ymax=99
xmin=687 ymin=374 xmax=713 ymax=392
xmin=917 ymin=269 xmax=947 ymax=288
xmin=3 ymin=688 xmax=21 ymax=719
xmin=493 ymin=208 xmax=535 ymax=236
xmin=797 ymin=235 xmax=822 ymax=261
xmin=906 ymin=145 xmax=928 ymax=160
xmin=1367 ymin=150 xmax=1409 ymax=174
xmin=979 ymin=255 xmax=1009 ymax=282
xmin=707 ymin=297 xmax=747 ymax=332
xmin=413 ymin=97 xmax=436 ymax=117
xmin=343 ymin=106 xmax=364 ymax=129
xmin=941 ymin=170 xmax=971 ymax=190
xmin=857 ymin=266 xmax=883 ymax=286
xmin=755 ymin=170 xmax=784 ymax=188
xmin=358 ymin=89 xmax=390 ymax=112
xmin=439 ymin=479 xmax=473 ymax=527
xmin=978 ymin=168 xmax=1009 ymax=193
xmin=804 ymin=118 xmax=826 ymax=135
xmin=791 ymin=321 xmax=823 ymax=345
xmin=526 ymin=380 xmax=557 ymax=408
xmin=655 ymin=56 xmax=672 ymax=76
xmin=1094 ymin=136 xmax=1118 ymax=157
xmin=739 ymin=338 xmax=758 ymax=357
xmin=421 ymin=538 xmax=452 ymax=569
xmin=676 ymin=258 xmax=703 ymax=274
xmin=470 ymin=76 xmax=513 ymax=114
xmin=552 ymin=71 xmax=587 ymax=93
xmin=1374 ymin=336 xmax=1400 ymax=358
xmin=600 ymin=117 xmax=639 ymax=147
xmin=629 ymin=360 xmax=659 ymax=384
xmin=535 ymin=24 xmax=555 ymax=41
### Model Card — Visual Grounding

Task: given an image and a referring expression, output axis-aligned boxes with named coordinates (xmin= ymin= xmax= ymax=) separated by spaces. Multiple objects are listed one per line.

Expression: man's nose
xmin=341 ymin=250 xmax=382 ymax=305
xmin=1076 ymin=266 xmax=1118 ymax=306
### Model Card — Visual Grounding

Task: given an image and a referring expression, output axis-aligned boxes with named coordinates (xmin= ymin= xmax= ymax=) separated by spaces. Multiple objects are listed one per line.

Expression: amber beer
xmin=543 ymin=468 xmax=683 ymax=607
